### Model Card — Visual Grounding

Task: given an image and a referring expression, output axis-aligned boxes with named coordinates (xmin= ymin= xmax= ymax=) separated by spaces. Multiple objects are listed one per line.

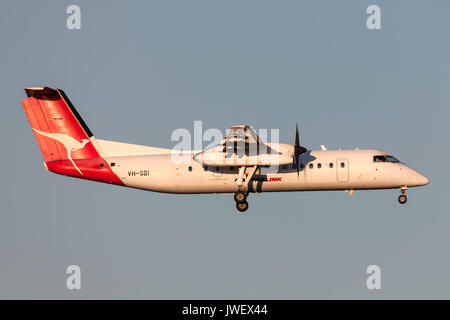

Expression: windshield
xmin=373 ymin=155 xmax=400 ymax=163
xmin=385 ymin=155 xmax=400 ymax=162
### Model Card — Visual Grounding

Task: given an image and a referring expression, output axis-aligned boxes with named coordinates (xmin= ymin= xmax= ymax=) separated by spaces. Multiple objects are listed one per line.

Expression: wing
xmin=193 ymin=125 xmax=294 ymax=166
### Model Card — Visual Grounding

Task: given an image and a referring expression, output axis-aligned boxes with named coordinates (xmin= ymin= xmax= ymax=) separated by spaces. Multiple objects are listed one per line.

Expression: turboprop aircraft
xmin=21 ymin=87 xmax=429 ymax=212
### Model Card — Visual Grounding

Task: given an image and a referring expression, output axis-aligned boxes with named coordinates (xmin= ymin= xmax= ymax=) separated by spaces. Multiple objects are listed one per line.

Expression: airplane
xmin=21 ymin=87 xmax=429 ymax=212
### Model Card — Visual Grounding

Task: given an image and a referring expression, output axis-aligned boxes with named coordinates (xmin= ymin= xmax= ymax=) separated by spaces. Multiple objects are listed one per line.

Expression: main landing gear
xmin=398 ymin=187 xmax=407 ymax=204
xmin=233 ymin=166 xmax=258 ymax=213
xmin=234 ymin=190 xmax=249 ymax=212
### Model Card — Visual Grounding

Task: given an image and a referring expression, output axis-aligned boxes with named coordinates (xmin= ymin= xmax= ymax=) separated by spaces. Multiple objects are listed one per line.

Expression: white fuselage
xmin=21 ymin=87 xmax=429 ymax=209
xmin=103 ymin=149 xmax=429 ymax=194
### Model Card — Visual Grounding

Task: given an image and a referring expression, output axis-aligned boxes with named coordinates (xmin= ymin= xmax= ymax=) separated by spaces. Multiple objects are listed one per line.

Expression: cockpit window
xmin=373 ymin=155 xmax=387 ymax=162
xmin=373 ymin=155 xmax=400 ymax=163
xmin=385 ymin=155 xmax=400 ymax=163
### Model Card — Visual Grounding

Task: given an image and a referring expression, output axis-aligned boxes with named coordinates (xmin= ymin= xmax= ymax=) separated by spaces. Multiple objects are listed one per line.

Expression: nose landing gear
xmin=236 ymin=200 xmax=249 ymax=212
xmin=234 ymin=190 xmax=246 ymax=203
xmin=234 ymin=191 xmax=249 ymax=212
xmin=398 ymin=187 xmax=407 ymax=204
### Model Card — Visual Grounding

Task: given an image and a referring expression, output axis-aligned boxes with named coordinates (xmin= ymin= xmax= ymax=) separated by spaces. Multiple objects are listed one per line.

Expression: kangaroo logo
xmin=33 ymin=128 xmax=90 ymax=175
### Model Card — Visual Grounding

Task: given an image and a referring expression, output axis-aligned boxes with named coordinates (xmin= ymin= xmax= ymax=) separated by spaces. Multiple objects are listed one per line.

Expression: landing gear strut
xmin=233 ymin=166 xmax=258 ymax=212
xmin=398 ymin=187 xmax=407 ymax=204
xmin=234 ymin=191 xmax=248 ymax=212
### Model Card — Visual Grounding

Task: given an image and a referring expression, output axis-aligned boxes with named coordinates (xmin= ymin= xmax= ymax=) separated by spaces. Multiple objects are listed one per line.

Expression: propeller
xmin=294 ymin=123 xmax=307 ymax=176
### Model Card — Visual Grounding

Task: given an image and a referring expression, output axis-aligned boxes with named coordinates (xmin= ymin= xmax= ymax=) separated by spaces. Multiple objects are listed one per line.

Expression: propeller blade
xmin=295 ymin=123 xmax=300 ymax=177
xmin=294 ymin=122 xmax=307 ymax=178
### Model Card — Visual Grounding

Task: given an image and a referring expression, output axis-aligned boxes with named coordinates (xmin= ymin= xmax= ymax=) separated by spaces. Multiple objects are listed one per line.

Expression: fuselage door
xmin=337 ymin=158 xmax=349 ymax=182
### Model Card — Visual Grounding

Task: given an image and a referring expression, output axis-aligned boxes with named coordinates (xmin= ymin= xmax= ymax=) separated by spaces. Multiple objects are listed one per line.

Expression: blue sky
xmin=0 ymin=0 xmax=449 ymax=298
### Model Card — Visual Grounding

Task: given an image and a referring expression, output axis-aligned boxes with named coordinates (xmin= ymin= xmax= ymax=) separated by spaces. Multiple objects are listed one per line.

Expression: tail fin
xmin=21 ymin=87 xmax=123 ymax=185
xmin=22 ymin=87 xmax=99 ymax=163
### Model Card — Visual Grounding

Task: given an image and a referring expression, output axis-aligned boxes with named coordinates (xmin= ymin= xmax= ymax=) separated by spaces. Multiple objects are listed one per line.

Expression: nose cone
xmin=396 ymin=165 xmax=429 ymax=188
xmin=410 ymin=170 xmax=429 ymax=187
xmin=415 ymin=173 xmax=430 ymax=186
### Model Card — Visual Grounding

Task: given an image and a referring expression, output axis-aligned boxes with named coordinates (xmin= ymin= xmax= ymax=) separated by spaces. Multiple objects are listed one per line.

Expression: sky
xmin=0 ymin=0 xmax=449 ymax=299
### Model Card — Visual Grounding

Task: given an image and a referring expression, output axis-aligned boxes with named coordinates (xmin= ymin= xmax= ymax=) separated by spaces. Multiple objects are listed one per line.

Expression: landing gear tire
xmin=236 ymin=200 xmax=249 ymax=212
xmin=234 ymin=191 xmax=247 ymax=203
xmin=398 ymin=194 xmax=407 ymax=204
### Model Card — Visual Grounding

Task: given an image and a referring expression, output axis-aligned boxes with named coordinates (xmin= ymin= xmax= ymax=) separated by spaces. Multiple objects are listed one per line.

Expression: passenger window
xmin=340 ymin=162 xmax=345 ymax=168
xmin=329 ymin=163 xmax=333 ymax=169
xmin=188 ymin=166 xmax=192 ymax=172
xmin=318 ymin=163 xmax=321 ymax=169
xmin=229 ymin=166 xmax=235 ymax=171
xmin=204 ymin=165 xmax=208 ymax=171
xmin=309 ymin=163 xmax=313 ymax=169
xmin=215 ymin=166 xmax=220 ymax=172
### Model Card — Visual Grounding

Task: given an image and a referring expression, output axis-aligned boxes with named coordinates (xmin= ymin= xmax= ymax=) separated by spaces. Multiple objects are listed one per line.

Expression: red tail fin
xmin=21 ymin=87 xmax=99 ymax=162
xmin=21 ymin=87 xmax=123 ymax=185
